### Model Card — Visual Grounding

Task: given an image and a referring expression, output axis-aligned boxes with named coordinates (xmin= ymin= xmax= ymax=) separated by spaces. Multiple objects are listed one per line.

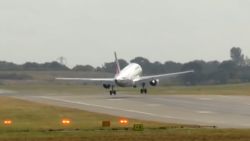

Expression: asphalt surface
xmin=3 ymin=90 xmax=249 ymax=129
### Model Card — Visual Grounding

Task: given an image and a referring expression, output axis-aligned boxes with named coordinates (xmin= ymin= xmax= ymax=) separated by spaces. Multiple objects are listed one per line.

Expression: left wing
xmin=134 ymin=70 xmax=194 ymax=83
xmin=56 ymin=77 xmax=115 ymax=85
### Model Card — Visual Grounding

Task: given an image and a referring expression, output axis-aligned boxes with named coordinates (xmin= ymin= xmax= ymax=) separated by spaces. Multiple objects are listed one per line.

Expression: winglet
xmin=114 ymin=52 xmax=121 ymax=75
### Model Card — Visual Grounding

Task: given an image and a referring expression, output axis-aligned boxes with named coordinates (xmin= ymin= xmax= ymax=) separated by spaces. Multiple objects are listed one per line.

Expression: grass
xmin=2 ymin=129 xmax=250 ymax=141
xmin=0 ymin=97 xmax=169 ymax=130
xmin=1 ymin=97 xmax=250 ymax=141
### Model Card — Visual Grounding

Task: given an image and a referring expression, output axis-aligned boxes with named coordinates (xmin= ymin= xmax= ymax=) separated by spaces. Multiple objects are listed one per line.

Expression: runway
xmin=9 ymin=92 xmax=250 ymax=128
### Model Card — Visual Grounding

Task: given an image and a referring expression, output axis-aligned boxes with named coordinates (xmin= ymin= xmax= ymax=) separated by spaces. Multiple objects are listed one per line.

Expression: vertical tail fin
xmin=114 ymin=52 xmax=121 ymax=75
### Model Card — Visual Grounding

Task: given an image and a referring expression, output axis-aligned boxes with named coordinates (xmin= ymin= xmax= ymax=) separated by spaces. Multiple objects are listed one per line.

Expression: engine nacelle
xmin=103 ymin=84 xmax=111 ymax=89
xmin=149 ymin=79 xmax=159 ymax=86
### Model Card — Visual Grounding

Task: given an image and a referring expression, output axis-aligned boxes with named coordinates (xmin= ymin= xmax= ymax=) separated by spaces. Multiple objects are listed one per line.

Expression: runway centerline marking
xmin=199 ymin=98 xmax=212 ymax=101
xmin=196 ymin=111 xmax=214 ymax=114
xmin=146 ymin=104 xmax=161 ymax=107
xmin=106 ymin=99 xmax=123 ymax=101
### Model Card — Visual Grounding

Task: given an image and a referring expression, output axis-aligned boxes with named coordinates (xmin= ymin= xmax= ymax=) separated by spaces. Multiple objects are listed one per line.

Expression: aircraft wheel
xmin=110 ymin=90 xmax=117 ymax=95
xmin=140 ymin=89 xmax=144 ymax=94
xmin=144 ymin=89 xmax=147 ymax=94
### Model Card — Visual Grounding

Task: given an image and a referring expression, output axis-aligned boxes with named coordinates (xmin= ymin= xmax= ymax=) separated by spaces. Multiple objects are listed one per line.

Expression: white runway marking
xmin=106 ymin=99 xmax=123 ymax=101
xmin=0 ymin=89 xmax=16 ymax=94
xmin=39 ymin=96 xmax=179 ymax=120
xmin=199 ymin=98 xmax=212 ymax=101
xmin=196 ymin=111 xmax=214 ymax=114
xmin=146 ymin=104 xmax=161 ymax=107
xmin=13 ymin=94 xmax=250 ymax=128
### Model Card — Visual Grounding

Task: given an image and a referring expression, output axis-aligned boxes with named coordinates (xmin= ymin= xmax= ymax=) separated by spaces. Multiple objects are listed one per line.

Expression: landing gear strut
xmin=110 ymin=85 xmax=116 ymax=95
xmin=140 ymin=82 xmax=147 ymax=94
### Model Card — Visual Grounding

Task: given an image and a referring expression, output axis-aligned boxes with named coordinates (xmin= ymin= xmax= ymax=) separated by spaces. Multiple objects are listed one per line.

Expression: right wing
xmin=134 ymin=70 xmax=194 ymax=84
xmin=56 ymin=77 xmax=115 ymax=85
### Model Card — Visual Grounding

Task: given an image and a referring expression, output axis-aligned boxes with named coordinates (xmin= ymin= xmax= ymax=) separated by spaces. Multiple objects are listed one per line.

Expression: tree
xmin=130 ymin=57 xmax=150 ymax=65
xmin=214 ymin=60 xmax=238 ymax=83
xmin=22 ymin=62 xmax=41 ymax=70
xmin=164 ymin=61 xmax=182 ymax=73
xmin=118 ymin=59 xmax=129 ymax=69
xmin=203 ymin=61 xmax=220 ymax=74
xmin=72 ymin=65 xmax=95 ymax=72
xmin=130 ymin=57 xmax=152 ymax=74
xmin=230 ymin=47 xmax=245 ymax=66
xmin=245 ymin=56 xmax=250 ymax=66
xmin=238 ymin=66 xmax=250 ymax=82
xmin=181 ymin=61 xmax=204 ymax=85
xmin=103 ymin=59 xmax=128 ymax=73
xmin=0 ymin=61 xmax=21 ymax=70
xmin=151 ymin=61 xmax=164 ymax=74
xmin=20 ymin=61 xmax=70 ymax=71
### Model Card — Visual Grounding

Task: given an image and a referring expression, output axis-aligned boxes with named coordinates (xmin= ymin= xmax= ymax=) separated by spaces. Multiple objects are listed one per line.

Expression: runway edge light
xmin=119 ymin=119 xmax=129 ymax=125
xmin=61 ymin=119 xmax=71 ymax=125
xmin=3 ymin=120 xmax=12 ymax=125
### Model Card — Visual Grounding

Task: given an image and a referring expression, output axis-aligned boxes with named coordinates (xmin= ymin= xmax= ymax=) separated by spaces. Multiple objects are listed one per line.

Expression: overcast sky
xmin=0 ymin=0 xmax=249 ymax=67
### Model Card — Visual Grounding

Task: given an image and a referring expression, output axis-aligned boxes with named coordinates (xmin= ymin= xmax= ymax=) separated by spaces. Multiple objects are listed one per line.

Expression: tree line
xmin=0 ymin=47 xmax=249 ymax=85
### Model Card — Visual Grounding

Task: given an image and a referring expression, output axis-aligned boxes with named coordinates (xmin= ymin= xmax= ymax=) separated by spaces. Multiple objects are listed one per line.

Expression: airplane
xmin=56 ymin=52 xmax=194 ymax=95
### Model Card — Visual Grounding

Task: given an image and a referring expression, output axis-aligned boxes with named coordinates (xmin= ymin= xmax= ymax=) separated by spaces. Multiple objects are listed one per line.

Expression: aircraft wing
xmin=56 ymin=77 xmax=115 ymax=85
xmin=134 ymin=70 xmax=194 ymax=82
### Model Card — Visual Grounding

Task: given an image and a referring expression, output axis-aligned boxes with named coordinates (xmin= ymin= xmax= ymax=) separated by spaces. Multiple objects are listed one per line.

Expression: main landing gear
xmin=110 ymin=85 xmax=116 ymax=95
xmin=140 ymin=82 xmax=147 ymax=94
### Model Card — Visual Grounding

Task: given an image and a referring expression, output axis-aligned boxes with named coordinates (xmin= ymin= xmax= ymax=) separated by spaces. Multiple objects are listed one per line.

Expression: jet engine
xmin=149 ymin=79 xmax=159 ymax=86
xmin=103 ymin=84 xmax=111 ymax=89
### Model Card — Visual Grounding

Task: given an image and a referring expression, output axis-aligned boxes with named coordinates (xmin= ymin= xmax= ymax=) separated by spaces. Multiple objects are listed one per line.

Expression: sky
xmin=0 ymin=0 xmax=250 ymax=67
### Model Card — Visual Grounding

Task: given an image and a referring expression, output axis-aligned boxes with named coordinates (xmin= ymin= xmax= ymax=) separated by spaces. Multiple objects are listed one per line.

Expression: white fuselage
xmin=115 ymin=63 xmax=142 ymax=87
